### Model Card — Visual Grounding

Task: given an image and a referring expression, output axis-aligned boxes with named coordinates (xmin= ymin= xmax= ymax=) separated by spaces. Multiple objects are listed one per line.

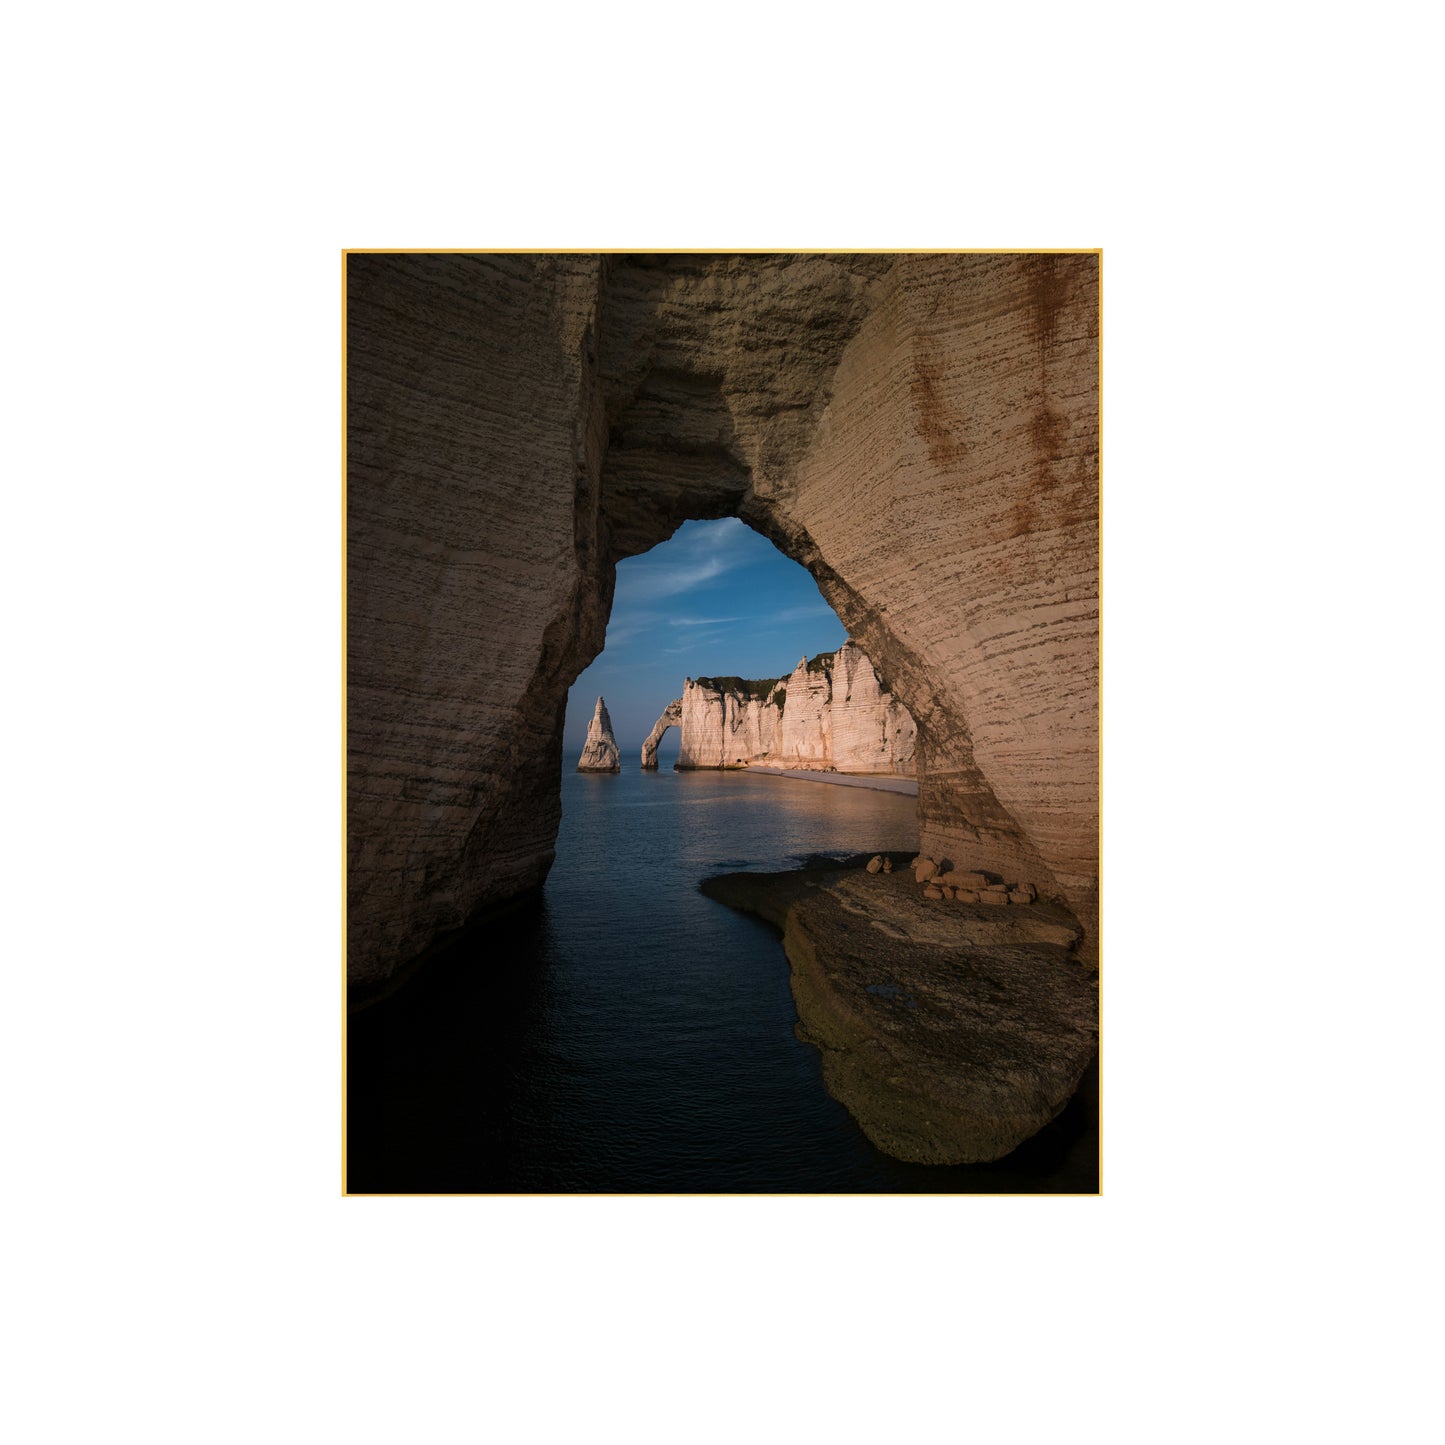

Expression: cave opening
xmin=346 ymin=251 xmax=1099 ymax=1001
xmin=563 ymin=516 xmax=858 ymax=779
xmin=345 ymin=252 xmax=1099 ymax=1188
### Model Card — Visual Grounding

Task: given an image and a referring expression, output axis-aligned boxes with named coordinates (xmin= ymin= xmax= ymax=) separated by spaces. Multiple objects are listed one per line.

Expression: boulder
xmin=923 ymin=885 xmax=944 ymax=900
xmin=941 ymin=870 xmax=989 ymax=889
xmin=980 ymin=892 xmax=1008 ymax=906
xmin=882 ymin=858 xmax=893 ymax=874
xmin=955 ymin=890 xmax=981 ymax=904
xmin=1008 ymin=889 xmax=1033 ymax=905
xmin=914 ymin=858 xmax=939 ymax=883
xmin=866 ymin=855 xmax=883 ymax=874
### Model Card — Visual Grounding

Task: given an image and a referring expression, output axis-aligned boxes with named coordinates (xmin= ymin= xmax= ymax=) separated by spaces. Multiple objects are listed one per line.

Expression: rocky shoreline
xmin=701 ymin=853 xmax=1098 ymax=1166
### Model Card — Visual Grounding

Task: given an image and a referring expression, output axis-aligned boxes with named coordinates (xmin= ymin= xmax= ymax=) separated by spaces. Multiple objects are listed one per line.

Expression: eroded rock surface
xmin=824 ymin=642 xmax=918 ymax=773
xmin=701 ymin=860 xmax=1097 ymax=1164
xmin=348 ymin=253 xmax=1098 ymax=989
xmin=676 ymin=673 xmax=784 ymax=769
xmin=577 ymin=696 xmax=620 ymax=772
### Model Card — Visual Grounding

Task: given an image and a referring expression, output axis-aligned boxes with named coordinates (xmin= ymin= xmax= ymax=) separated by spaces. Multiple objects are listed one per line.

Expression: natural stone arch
xmin=640 ymin=698 xmax=683 ymax=770
xmin=347 ymin=252 xmax=1099 ymax=997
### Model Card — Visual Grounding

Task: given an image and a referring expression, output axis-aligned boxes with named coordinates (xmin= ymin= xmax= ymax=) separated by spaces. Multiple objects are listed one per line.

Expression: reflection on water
xmin=347 ymin=769 xmax=1099 ymax=1193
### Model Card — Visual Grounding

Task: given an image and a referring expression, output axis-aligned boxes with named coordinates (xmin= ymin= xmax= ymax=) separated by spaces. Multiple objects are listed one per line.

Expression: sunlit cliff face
xmin=347 ymin=253 xmax=1098 ymax=991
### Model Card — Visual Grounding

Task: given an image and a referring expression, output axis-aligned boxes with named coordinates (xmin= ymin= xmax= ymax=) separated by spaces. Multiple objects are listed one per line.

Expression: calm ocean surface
xmin=348 ymin=763 xmax=1099 ymax=1193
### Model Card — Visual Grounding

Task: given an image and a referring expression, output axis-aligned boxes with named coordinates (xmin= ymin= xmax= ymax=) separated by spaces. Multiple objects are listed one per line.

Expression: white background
xmin=4 ymin=4 xmax=1439 ymax=1441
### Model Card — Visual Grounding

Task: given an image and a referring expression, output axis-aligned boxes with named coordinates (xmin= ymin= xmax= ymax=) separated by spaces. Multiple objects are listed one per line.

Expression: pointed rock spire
xmin=577 ymin=695 xmax=621 ymax=772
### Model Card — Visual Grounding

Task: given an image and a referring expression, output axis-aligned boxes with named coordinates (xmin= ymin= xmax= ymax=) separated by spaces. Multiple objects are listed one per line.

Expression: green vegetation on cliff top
xmin=695 ymin=675 xmax=787 ymax=706
xmin=694 ymin=650 xmax=836 ymax=707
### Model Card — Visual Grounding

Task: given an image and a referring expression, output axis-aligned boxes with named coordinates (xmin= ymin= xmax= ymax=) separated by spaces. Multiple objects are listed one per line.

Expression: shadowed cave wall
xmin=347 ymin=252 xmax=1099 ymax=993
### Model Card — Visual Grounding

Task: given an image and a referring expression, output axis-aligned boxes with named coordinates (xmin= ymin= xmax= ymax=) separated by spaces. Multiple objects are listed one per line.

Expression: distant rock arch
xmin=640 ymin=698 xmax=683 ymax=770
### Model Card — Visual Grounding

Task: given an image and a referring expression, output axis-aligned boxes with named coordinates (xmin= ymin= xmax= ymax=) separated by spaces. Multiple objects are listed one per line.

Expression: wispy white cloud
xmin=618 ymin=558 xmax=727 ymax=602
xmin=615 ymin=518 xmax=762 ymax=603
xmin=611 ymin=601 xmax=833 ymax=651
xmin=601 ymin=606 xmax=662 ymax=647
xmin=771 ymin=601 xmax=836 ymax=623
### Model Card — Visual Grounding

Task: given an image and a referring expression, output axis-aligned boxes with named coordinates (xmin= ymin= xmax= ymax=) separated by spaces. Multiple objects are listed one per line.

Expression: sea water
xmin=347 ymin=766 xmax=1098 ymax=1193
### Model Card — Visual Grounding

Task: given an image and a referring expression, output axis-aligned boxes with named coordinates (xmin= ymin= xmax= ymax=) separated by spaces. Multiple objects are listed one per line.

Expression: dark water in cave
xmin=346 ymin=767 xmax=1099 ymax=1193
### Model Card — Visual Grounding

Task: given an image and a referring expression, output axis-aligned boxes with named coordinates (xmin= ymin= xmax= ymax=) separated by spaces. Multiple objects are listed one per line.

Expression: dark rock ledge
xmin=700 ymin=854 xmax=1098 ymax=1165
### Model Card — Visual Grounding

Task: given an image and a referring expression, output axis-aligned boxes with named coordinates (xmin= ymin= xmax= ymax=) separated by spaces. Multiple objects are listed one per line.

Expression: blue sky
xmin=564 ymin=518 xmax=847 ymax=760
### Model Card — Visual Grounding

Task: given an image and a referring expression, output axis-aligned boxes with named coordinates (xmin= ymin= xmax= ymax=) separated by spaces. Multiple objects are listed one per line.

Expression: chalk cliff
xmin=348 ymin=253 xmax=1099 ymax=991
xmin=576 ymin=696 xmax=620 ymax=772
xmin=676 ymin=675 xmax=785 ymax=769
xmin=654 ymin=641 xmax=915 ymax=773
xmin=827 ymin=641 xmax=917 ymax=772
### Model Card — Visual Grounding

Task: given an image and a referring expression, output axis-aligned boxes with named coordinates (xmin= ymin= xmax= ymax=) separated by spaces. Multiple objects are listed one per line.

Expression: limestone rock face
xmin=347 ymin=254 xmax=607 ymax=987
xmin=347 ymin=252 xmax=1099 ymax=989
xmin=829 ymin=641 xmax=917 ymax=773
xmin=577 ymin=696 xmax=621 ymax=772
xmin=669 ymin=641 xmax=916 ymax=774
xmin=778 ymin=656 xmax=831 ymax=765
xmin=639 ymin=698 xmax=683 ymax=769
xmin=675 ymin=675 xmax=784 ymax=769
xmin=773 ymin=255 xmax=1100 ymax=956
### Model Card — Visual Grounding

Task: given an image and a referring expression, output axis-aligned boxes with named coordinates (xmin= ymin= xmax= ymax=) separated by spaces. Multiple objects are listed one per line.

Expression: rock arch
xmin=347 ymin=252 xmax=1099 ymax=995
xmin=640 ymin=698 xmax=683 ymax=770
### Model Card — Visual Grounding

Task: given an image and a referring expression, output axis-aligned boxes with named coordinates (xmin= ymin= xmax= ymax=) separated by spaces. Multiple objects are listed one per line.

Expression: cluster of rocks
xmin=865 ymin=852 xmax=1037 ymax=906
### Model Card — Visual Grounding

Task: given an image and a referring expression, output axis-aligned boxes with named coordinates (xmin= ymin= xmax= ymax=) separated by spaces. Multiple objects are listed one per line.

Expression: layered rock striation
xmin=348 ymin=252 xmax=1099 ymax=991
xmin=576 ymin=695 xmax=620 ymax=772
xmin=650 ymin=640 xmax=916 ymax=773
xmin=676 ymin=675 xmax=783 ymax=770
xmin=784 ymin=643 xmax=916 ymax=773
